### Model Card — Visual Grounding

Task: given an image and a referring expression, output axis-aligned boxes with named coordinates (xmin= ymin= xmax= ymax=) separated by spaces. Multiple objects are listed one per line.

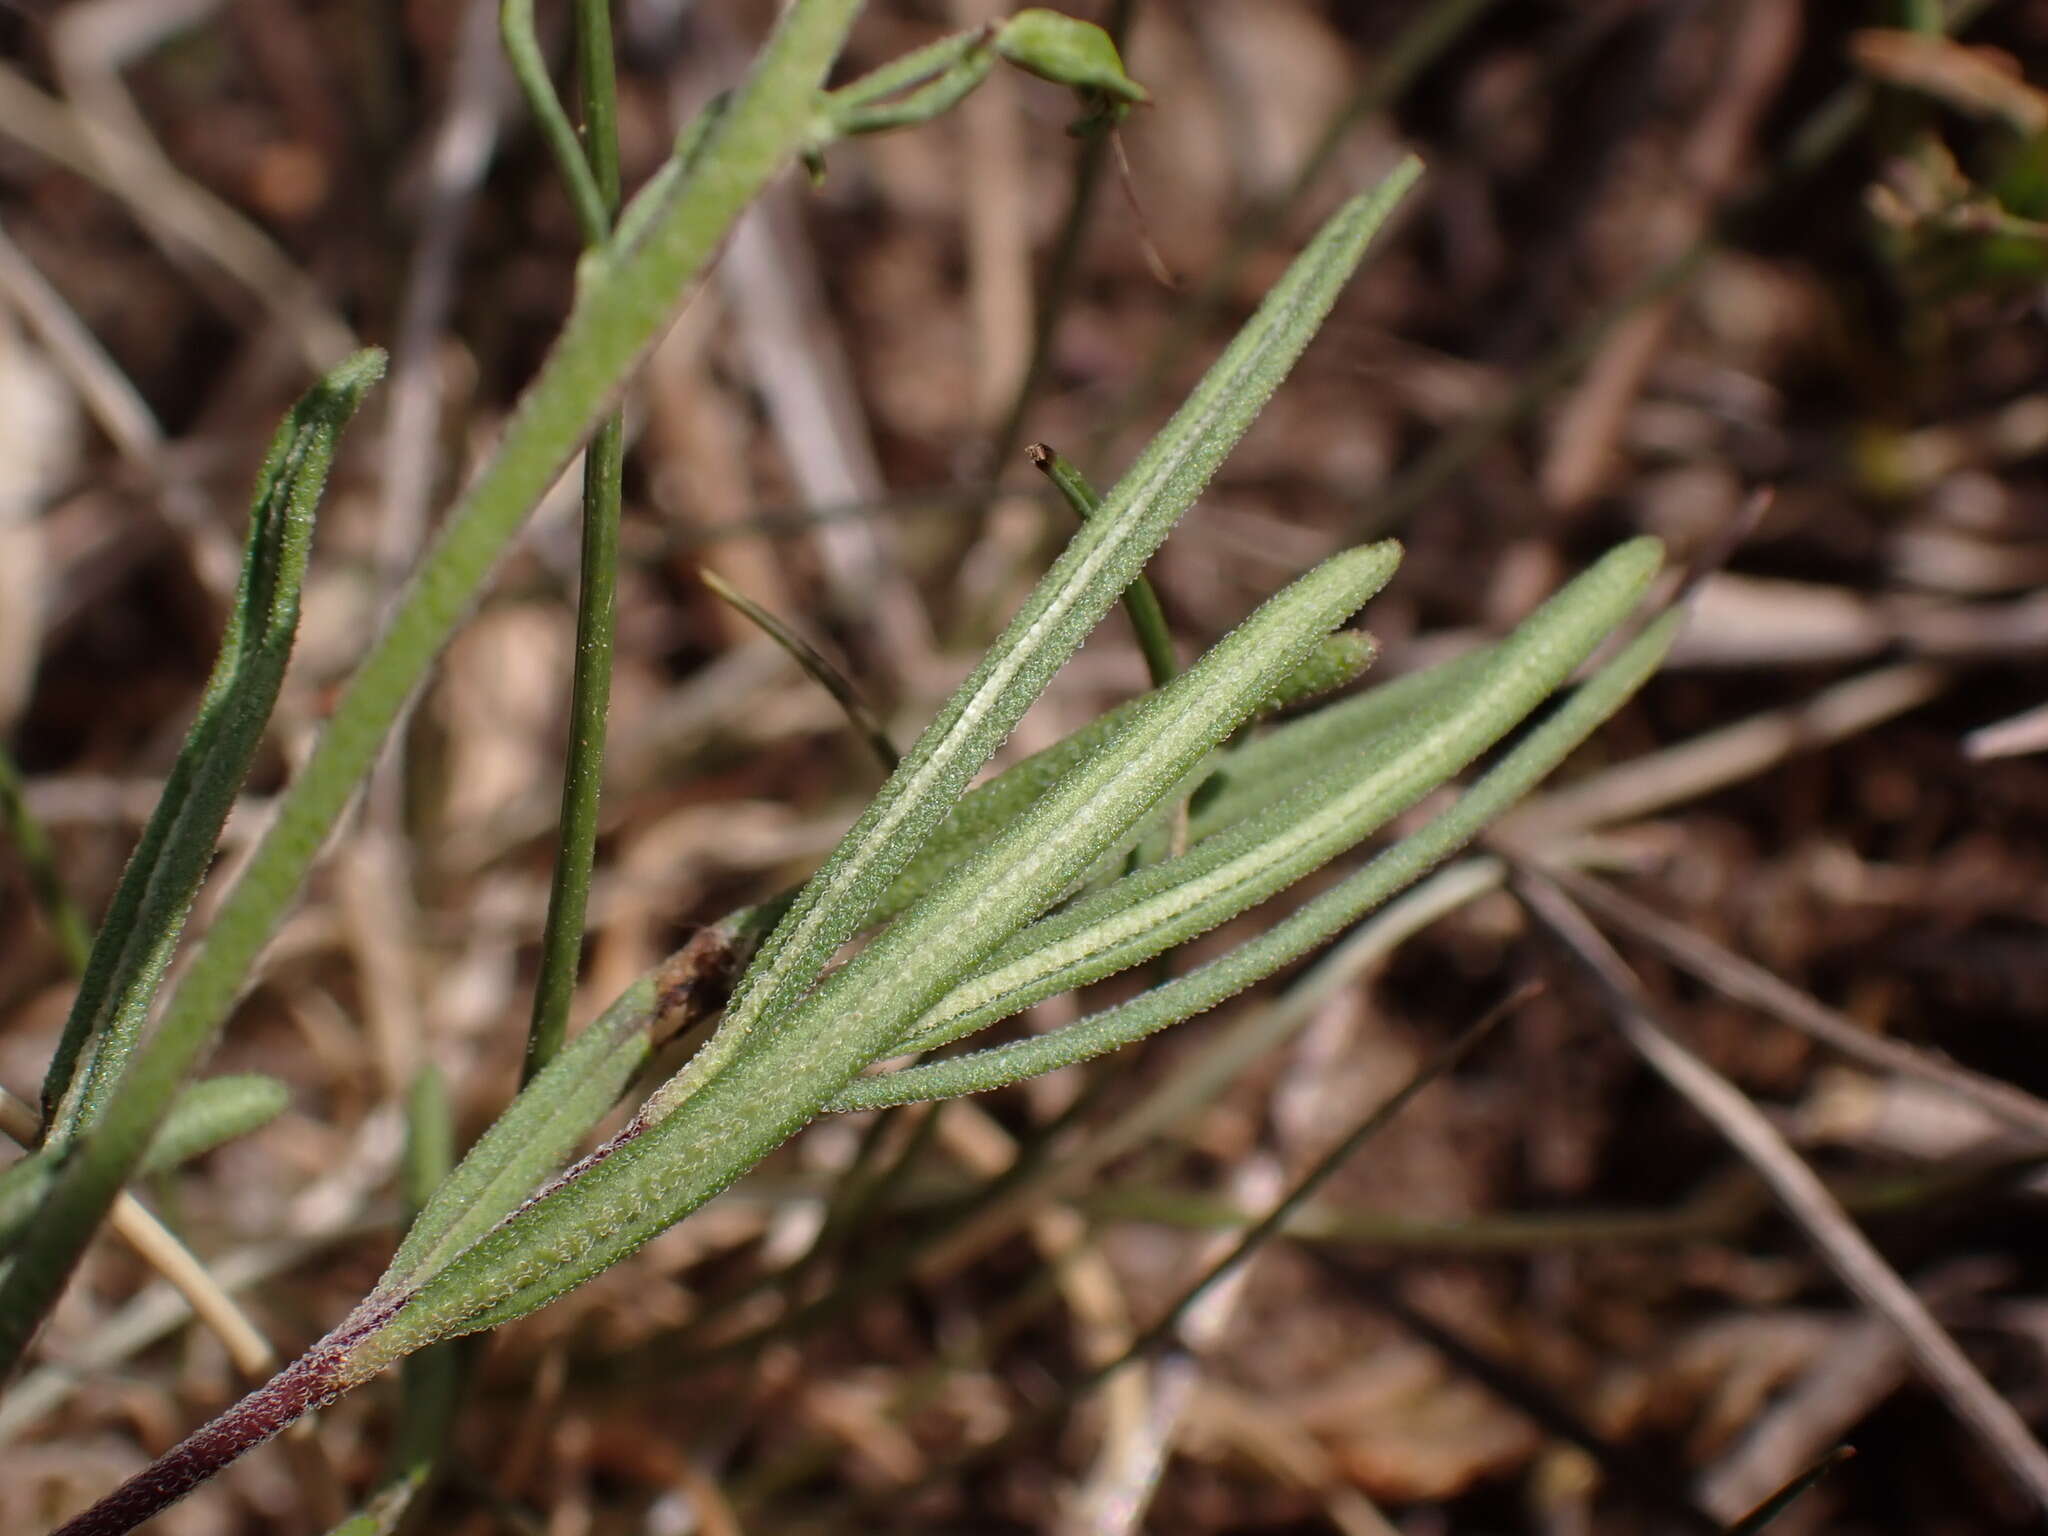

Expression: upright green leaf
xmin=0 ymin=1074 xmax=290 ymax=1252
xmin=707 ymin=163 xmax=1421 ymax=1090
xmin=0 ymin=0 xmax=865 ymax=1392
xmin=889 ymin=540 xmax=1662 ymax=1056
xmin=871 ymin=631 xmax=1375 ymax=926
xmin=40 ymin=349 xmax=385 ymax=1148
xmin=833 ymin=602 xmax=1678 ymax=1110
xmin=345 ymin=543 xmax=1400 ymax=1369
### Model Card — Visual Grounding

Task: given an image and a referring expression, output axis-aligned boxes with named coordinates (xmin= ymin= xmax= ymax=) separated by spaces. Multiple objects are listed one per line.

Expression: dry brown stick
xmin=1540 ymin=0 xmax=1800 ymax=510
xmin=1545 ymin=865 xmax=2048 ymax=1144
xmin=1669 ymin=576 xmax=2048 ymax=669
xmin=1514 ymin=870 xmax=2048 ymax=1518
xmin=720 ymin=179 xmax=936 ymax=686
xmin=1499 ymin=661 xmax=1947 ymax=843
xmin=1966 ymin=699 xmax=2048 ymax=760
xmin=1697 ymin=1269 xmax=1998 ymax=1522
xmin=910 ymin=861 xmax=1504 ymax=1286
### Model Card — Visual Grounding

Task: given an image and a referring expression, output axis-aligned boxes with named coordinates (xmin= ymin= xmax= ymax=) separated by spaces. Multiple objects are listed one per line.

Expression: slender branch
xmin=521 ymin=0 xmax=627 ymax=1081
xmin=1546 ymin=864 xmax=2048 ymax=1144
xmin=981 ymin=0 xmax=1134 ymax=479
xmin=840 ymin=984 xmax=1541 ymax=1519
xmin=1726 ymin=1447 xmax=1857 ymax=1535
xmin=1028 ymin=441 xmax=1176 ymax=686
xmin=1515 ymin=869 xmax=2048 ymax=1519
xmin=498 ymin=0 xmax=609 ymax=245
xmin=699 ymin=568 xmax=900 ymax=773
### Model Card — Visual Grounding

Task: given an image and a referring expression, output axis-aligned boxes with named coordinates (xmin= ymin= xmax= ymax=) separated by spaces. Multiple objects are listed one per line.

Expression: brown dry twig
xmin=1514 ymin=869 xmax=2048 ymax=1519
xmin=1544 ymin=864 xmax=2048 ymax=1145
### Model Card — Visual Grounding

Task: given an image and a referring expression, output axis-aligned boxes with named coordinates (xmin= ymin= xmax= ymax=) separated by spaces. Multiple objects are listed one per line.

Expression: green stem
xmin=499 ymin=0 xmax=610 ymax=246
xmin=1028 ymin=442 xmax=1176 ymax=687
xmin=520 ymin=0 xmax=626 ymax=1083
xmin=572 ymin=0 xmax=622 ymax=211
xmin=983 ymin=0 xmax=1133 ymax=481
xmin=525 ymin=414 xmax=623 ymax=1081
xmin=386 ymin=1071 xmax=464 ymax=1521
xmin=0 ymin=0 xmax=864 ymax=1390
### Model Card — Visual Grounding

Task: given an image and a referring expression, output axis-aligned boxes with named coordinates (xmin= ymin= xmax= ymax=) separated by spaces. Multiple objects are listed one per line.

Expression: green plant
xmin=9 ymin=10 xmax=1682 ymax=1534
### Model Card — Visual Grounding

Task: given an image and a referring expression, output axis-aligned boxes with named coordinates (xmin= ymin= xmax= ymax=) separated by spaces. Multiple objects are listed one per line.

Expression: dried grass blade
xmin=1516 ymin=872 xmax=2048 ymax=1519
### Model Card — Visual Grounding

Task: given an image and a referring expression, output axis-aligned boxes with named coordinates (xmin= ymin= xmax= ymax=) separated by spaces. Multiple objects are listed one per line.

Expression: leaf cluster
xmin=15 ymin=12 xmax=1681 ymax=1535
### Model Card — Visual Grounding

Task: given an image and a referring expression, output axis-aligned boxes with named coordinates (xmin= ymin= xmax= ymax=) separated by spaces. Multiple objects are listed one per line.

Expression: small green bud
xmin=994 ymin=10 xmax=1147 ymax=105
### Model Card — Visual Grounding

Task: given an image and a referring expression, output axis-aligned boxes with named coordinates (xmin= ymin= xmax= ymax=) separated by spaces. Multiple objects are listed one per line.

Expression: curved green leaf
xmin=831 ymin=603 xmax=1678 ymax=1110
xmin=890 ymin=539 xmax=1661 ymax=1057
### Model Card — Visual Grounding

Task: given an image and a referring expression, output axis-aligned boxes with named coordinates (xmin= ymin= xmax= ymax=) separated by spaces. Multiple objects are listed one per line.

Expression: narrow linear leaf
xmin=1187 ymin=641 xmax=1495 ymax=840
xmin=391 ymin=896 xmax=789 ymax=1306
xmin=387 ymin=914 xmax=759 ymax=1291
xmin=0 ymin=1074 xmax=291 ymax=1251
xmin=40 ymin=348 xmax=386 ymax=1147
xmin=830 ymin=605 xmax=1679 ymax=1110
xmin=391 ymin=979 xmax=655 ymax=1290
xmin=136 ymin=1074 xmax=292 ymax=1175
xmin=1030 ymin=441 xmax=1178 ymax=686
xmin=700 ymin=567 xmax=899 ymax=771
xmin=2 ymin=0 xmax=865 ymax=1395
xmin=714 ymin=163 xmax=1421 ymax=1080
xmin=607 ymin=94 xmax=729 ymax=261
xmin=1259 ymin=630 xmax=1376 ymax=708
xmin=874 ymin=629 xmax=1374 ymax=925
xmin=643 ymin=542 xmax=1397 ymax=1132
xmin=890 ymin=540 xmax=1661 ymax=1055
xmin=346 ymin=542 xmax=1400 ymax=1368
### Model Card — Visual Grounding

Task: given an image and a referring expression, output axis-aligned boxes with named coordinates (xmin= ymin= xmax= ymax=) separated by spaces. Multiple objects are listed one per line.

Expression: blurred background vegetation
xmin=4 ymin=1 xmax=2048 ymax=1531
